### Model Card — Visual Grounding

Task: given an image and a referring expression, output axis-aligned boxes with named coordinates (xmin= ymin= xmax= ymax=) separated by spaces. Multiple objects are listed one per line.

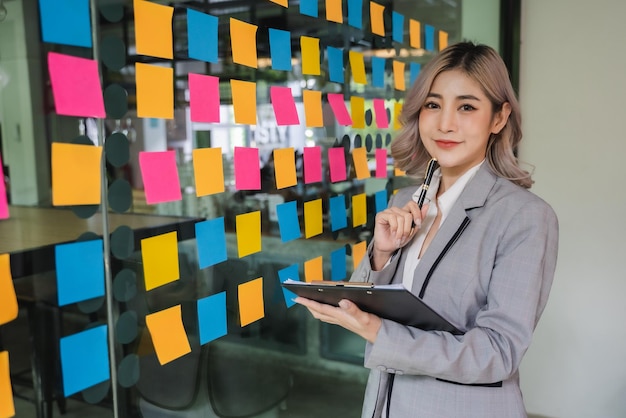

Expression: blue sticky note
xmin=187 ymin=9 xmax=219 ymax=63
xmin=278 ymin=264 xmax=299 ymax=308
xmin=410 ymin=63 xmax=421 ymax=84
xmin=197 ymin=292 xmax=227 ymax=345
xmin=371 ymin=56 xmax=386 ymax=88
xmin=347 ymin=0 xmax=363 ymax=29
xmin=392 ymin=12 xmax=404 ymax=44
xmin=38 ymin=0 xmax=92 ymax=48
xmin=300 ymin=0 xmax=318 ymax=17
xmin=55 ymin=239 xmax=105 ymax=306
xmin=269 ymin=28 xmax=292 ymax=71
xmin=329 ymin=195 xmax=348 ymax=232
xmin=327 ymin=47 xmax=344 ymax=84
xmin=425 ymin=25 xmax=436 ymax=51
xmin=330 ymin=246 xmax=347 ymax=281
xmin=375 ymin=189 xmax=388 ymax=214
xmin=276 ymin=201 xmax=301 ymax=242
xmin=60 ymin=325 xmax=109 ymax=397
xmin=196 ymin=217 xmax=227 ymax=269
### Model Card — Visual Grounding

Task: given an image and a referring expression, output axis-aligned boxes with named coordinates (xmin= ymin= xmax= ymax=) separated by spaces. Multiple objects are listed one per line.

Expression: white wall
xmin=518 ymin=1 xmax=626 ymax=417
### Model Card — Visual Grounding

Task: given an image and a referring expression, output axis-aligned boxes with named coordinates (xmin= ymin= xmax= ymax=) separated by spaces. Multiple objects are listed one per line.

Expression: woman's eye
xmin=424 ymin=102 xmax=439 ymax=109
xmin=460 ymin=104 xmax=476 ymax=111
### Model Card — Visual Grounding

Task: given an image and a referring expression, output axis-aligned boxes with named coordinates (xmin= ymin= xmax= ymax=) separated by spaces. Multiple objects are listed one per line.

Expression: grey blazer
xmin=350 ymin=163 xmax=559 ymax=418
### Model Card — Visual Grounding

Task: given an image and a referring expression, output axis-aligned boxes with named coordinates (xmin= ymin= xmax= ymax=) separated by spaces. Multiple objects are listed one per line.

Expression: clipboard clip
xmin=311 ymin=280 xmax=374 ymax=288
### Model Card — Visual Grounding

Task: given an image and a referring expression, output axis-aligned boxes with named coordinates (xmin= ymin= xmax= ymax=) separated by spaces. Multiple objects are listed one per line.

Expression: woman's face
xmin=418 ymin=69 xmax=510 ymax=179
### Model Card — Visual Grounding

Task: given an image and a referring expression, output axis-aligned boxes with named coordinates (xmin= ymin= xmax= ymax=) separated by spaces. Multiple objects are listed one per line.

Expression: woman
xmin=295 ymin=42 xmax=559 ymax=417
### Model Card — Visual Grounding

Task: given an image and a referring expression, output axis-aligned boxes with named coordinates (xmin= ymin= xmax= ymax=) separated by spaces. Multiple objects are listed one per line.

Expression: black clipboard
xmin=282 ymin=280 xmax=462 ymax=335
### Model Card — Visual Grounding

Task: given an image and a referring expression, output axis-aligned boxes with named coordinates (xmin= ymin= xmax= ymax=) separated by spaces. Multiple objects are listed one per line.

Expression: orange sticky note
xmin=394 ymin=167 xmax=406 ymax=176
xmin=230 ymin=18 xmax=258 ymax=68
xmin=238 ymin=277 xmax=264 ymax=327
xmin=349 ymin=51 xmax=367 ymax=84
xmin=352 ymin=193 xmax=367 ymax=227
xmin=304 ymin=256 xmax=323 ymax=282
xmin=393 ymin=60 xmax=406 ymax=91
xmin=304 ymin=199 xmax=323 ymax=238
xmin=136 ymin=62 xmax=174 ymax=119
xmin=141 ymin=231 xmax=180 ymax=291
xmin=145 ymin=305 xmax=191 ymax=365
xmin=134 ymin=0 xmax=173 ymax=59
xmin=352 ymin=148 xmax=371 ymax=180
xmin=51 ymin=142 xmax=102 ymax=206
xmin=303 ymin=90 xmax=323 ymax=127
xmin=231 ymin=80 xmax=257 ymax=125
xmin=352 ymin=241 xmax=367 ymax=269
xmin=192 ymin=148 xmax=225 ymax=196
xmin=350 ymin=96 xmax=365 ymax=129
xmin=370 ymin=2 xmax=385 ymax=36
xmin=236 ymin=211 xmax=261 ymax=257
xmin=409 ymin=19 xmax=421 ymax=49
xmin=0 ymin=351 xmax=14 ymax=417
xmin=0 ymin=254 xmax=17 ymax=326
xmin=301 ymin=36 xmax=321 ymax=76
xmin=393 ymin=101 xmax=403 ymax=130
xmin=270 ymin=0 xmax=288 ymax=6
xmin=326 ymin=0 xmax=343 ymax=23
xmin=439 ymin=30 xmax=448 ymax=51
xmin=274 ymin=148 xmax=297 ymax=189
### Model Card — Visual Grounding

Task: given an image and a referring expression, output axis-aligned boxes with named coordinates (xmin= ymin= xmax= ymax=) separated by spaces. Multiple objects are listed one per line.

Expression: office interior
xmin=2 ymin=1 xmax=626 ymax=418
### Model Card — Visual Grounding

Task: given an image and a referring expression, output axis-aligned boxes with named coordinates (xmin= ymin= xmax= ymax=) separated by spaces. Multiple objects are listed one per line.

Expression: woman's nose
xmin=438 ymin=107 xmax=456 ymax=133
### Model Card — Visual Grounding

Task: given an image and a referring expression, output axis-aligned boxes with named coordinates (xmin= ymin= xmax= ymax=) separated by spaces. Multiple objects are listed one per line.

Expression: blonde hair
xmin=391 ymin=42 xmax=532 ymax=188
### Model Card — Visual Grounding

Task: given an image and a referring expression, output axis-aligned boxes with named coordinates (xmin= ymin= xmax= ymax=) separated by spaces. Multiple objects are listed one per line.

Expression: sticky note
xmin=326 ymin=0 xmax=343 ymax=23
xmin=231 ymin=80 xmax=257 ymax=125
xmin=0 ymin=153 xmax=7 ymax=219
xmin=370 ymin=2 xmax=385 ymax=36
xmin=234 ymin=147 xmax=261 ymax=190
xmin=392 ymin=11 xmax=404 ymax=43
xmin=352 ymin=193 xmax=367 ymax=227
xmin=269 ymin=28 xmax=292 ymax=71
xmin=0 ymin=351 xmax=14 ymax=417
xmin=347 ymin=0 xmax=363 ymax=29
xmin=238 ymin=278 xmax=264 ymax=326
xmin=301 ymin=36 xmax=321 ymax=75
xmin=375 ymin=189 xmax=388 ymax=214
xmin=274 ymin=147 xmax=298 ymax=189
xmin=278 ymin=264 xmax=299 ymax=307
xmin=187 ymin=9 xmax=218 ymax=63
xmin=327 ymin=93 xmax=352 ymax=126
xmin=394 ymin=167 xmax=406 ymax=177
xmin=60 ymin=325 xmax=109 ymax=396
xmin=393 ymin=60 xmax=406 ymax=91
xmin=328 ymin=147 xmax=347 ymax=183
xmin=236 ymin=211 xmax=261 ymax=257
xmin=145 ymin=305 xmax=191 ymax=365
xmin=300 ymin=0 xmax=318 ymax=17
xmin=270 ymin=86 xmax=299 ymax=126
xmin=351 ymin=96 xmax=365 ymax=129
xmin=372 ymin=99 xmax=389 ymax=129
xmin=439 ymin=30 xmax=449 ymax=51
xmin=276 ymin=201 xmax=301 ymax=243
xmin=197 ymin=292 xmax=227 ymax=345
xmin=329 ymin=195 xmax=347 ymax=232
xmin=56 ymin=239 xmax=105 ymax=306
xmin=303 ymin=146 xmax=322 ymax=184
xmin=375 ymin=149 xmax=387 ymax=178
xmin=352 ymin=241 xmax=367 ymax=269
xmin=0 ymin=254 xmax=17 ymax=325
xmin=371 ymin=56 xmax=386 ymax=88
xmin=192 ymin=147 xmax=224 ymax=196
xmin=141 ymin=231 xmax=180 ymax=291
xmin=270 ymin=0 xmax=288 ymax=7
xmin=304 ymin=199 xmax=323 ymax=238
xmin=331 ymin=246 xmax=347 ymax=281
xmin=195 ymin=218 xmax=227 ymax=269
xmin=327 ymin=46 xmax=344 ymax=84
xmin=349 ymin=51 xmax=367 ymax=85
xmin=352 ymin=147 xmax=370 ymax=180
xmin=302 ymin=90 xmax=323 ymax=127
xmin=189 ymin=73 xmax=220 ymax=123
xmin=134 ymin=0 xmax=173 ymax=59
xmin=38 ymin=0 xmax=92 ymax=47
xmin=394 ymin=102 xmax=403 ymax=130
xmin=230 ymin=18 xmax=258 ymax=68
xmin=425 ymin=25 xmax=435 ymax=51
xmin=51 ymin=142 xmax=102 ymax=206
xmin=410 ymin=19 xmax=421 ymax=49
xmin=136 ymin=63 xmax=174 ymax=119
xmin=48 ymin=52 xmax=105 ymax=118
xmin=138 ymin=150 xmax=182 ymax=204
xmin=304 ymin=256 xmax=323 ymax=282
xmin=410 ymin=63 xmax=421 ymax=85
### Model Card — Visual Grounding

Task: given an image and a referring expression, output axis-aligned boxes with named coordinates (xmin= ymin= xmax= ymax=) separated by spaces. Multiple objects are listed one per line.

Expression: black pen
xmin=411 ymin=158 xmax=439 ymax=228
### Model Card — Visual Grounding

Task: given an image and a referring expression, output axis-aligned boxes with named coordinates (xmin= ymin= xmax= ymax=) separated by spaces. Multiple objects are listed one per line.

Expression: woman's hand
xmin=294 ymin=297 xmax=382 ymax=343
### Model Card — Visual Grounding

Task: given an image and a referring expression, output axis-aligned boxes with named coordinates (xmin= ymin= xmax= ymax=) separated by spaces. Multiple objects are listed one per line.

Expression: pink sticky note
xmin=375 ymin=149 xmax=387 ymax=179
xmin=373 ymin=99 xmax=389 ymax=129
xmin=270 ymin=86 xmax=299 ymax=126
xmin=189 ymin=73 xmax=220 ymax=123
xmin=48 ymin=52 xmax=105 ymax=118
xmin=138 ymin=151 xmax=182 ymax=204
xmin=327 ymin=93 xmax=352 ymax=126
xmin=234 ymin=147 xmax=261 ymax=190
xmin=303 ymin=147 xmax=322 ymax=184
xmin=328 ymin=148 xmax=347 ymax=183
xmin=0 ymin=153 xmax=8 ymax=219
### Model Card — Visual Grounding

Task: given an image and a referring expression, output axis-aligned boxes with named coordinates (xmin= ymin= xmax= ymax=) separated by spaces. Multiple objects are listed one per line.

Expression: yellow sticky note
xmin=370 ymin=2 xmax=385 ymax=36
xmin=393 ymin=101 xmax=403 ymax=130
xmin=136 ymin=62 xmax=174 ymax=119
xmin=0 ymin=254 xmax=17 ymax=326
xmin=231 ymin=80 xmax=257 ymax=125
xmin=439 ymin=30 xmax=448 ymax=51
xmin=141 ymin=231 xmax=179 ymax=291
xmin=0 ymin=351 xmax=14 ymax=417
xmin=230 ymin=18 xmax=258 ymax=68
xmin=326 ymin=0 xmax=343 ymax=23
xmin=236 ymin=211 xmax=261 ymax=257
xmin=409 ymin=19 xmax=421 ymax=49
xmin=192 ymin=148 xmax=225 ymax=196
xmin=145 ymin=305 xmax=191 ymax=365
xmin=394 ymin=167 xmax=406 ymax=176
xmin=304 ymin=256 xmax=323 ymax=283
xmin=349 ymin=51 xmax=367 ymax=85
xmin=303 ymin=90 xmax=323 ymax=127
xmin=352 ymin=193 xmax=367 ymax=227
xmin=393 ymin=60 xmax=406 ymax=91
xmin=270 ymin=0 xmax=288 ymax=6
xmin=51 ymin=142 xmax=102 ymax=206
xmin=304 ymin=199 xmax=323 ymax=238
xmin=352 ymin=241 xmax=367 ymax=269
xmin=274 ymin=148 xmax=297 ymax=189
xmin=301 ymin=36 xmax=321 ymax=76
xmin=350 ymin=96 xmax=365 ymax=129
xmin=238 ymin=277 xmax=264 ymax=327
xmin=352 ymin=148 xmax=371 ymax=180
xmin=134 ymin=0 xmax=173 ymax=59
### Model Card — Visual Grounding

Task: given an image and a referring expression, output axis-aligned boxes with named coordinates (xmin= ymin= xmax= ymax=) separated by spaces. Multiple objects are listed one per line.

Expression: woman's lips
xmin=435 ymin=140 xmax=460 ymax=149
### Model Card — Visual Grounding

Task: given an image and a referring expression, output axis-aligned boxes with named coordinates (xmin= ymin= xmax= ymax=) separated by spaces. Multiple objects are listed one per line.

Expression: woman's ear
xmin=491 ymin=102 xmax=512 ymax=134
